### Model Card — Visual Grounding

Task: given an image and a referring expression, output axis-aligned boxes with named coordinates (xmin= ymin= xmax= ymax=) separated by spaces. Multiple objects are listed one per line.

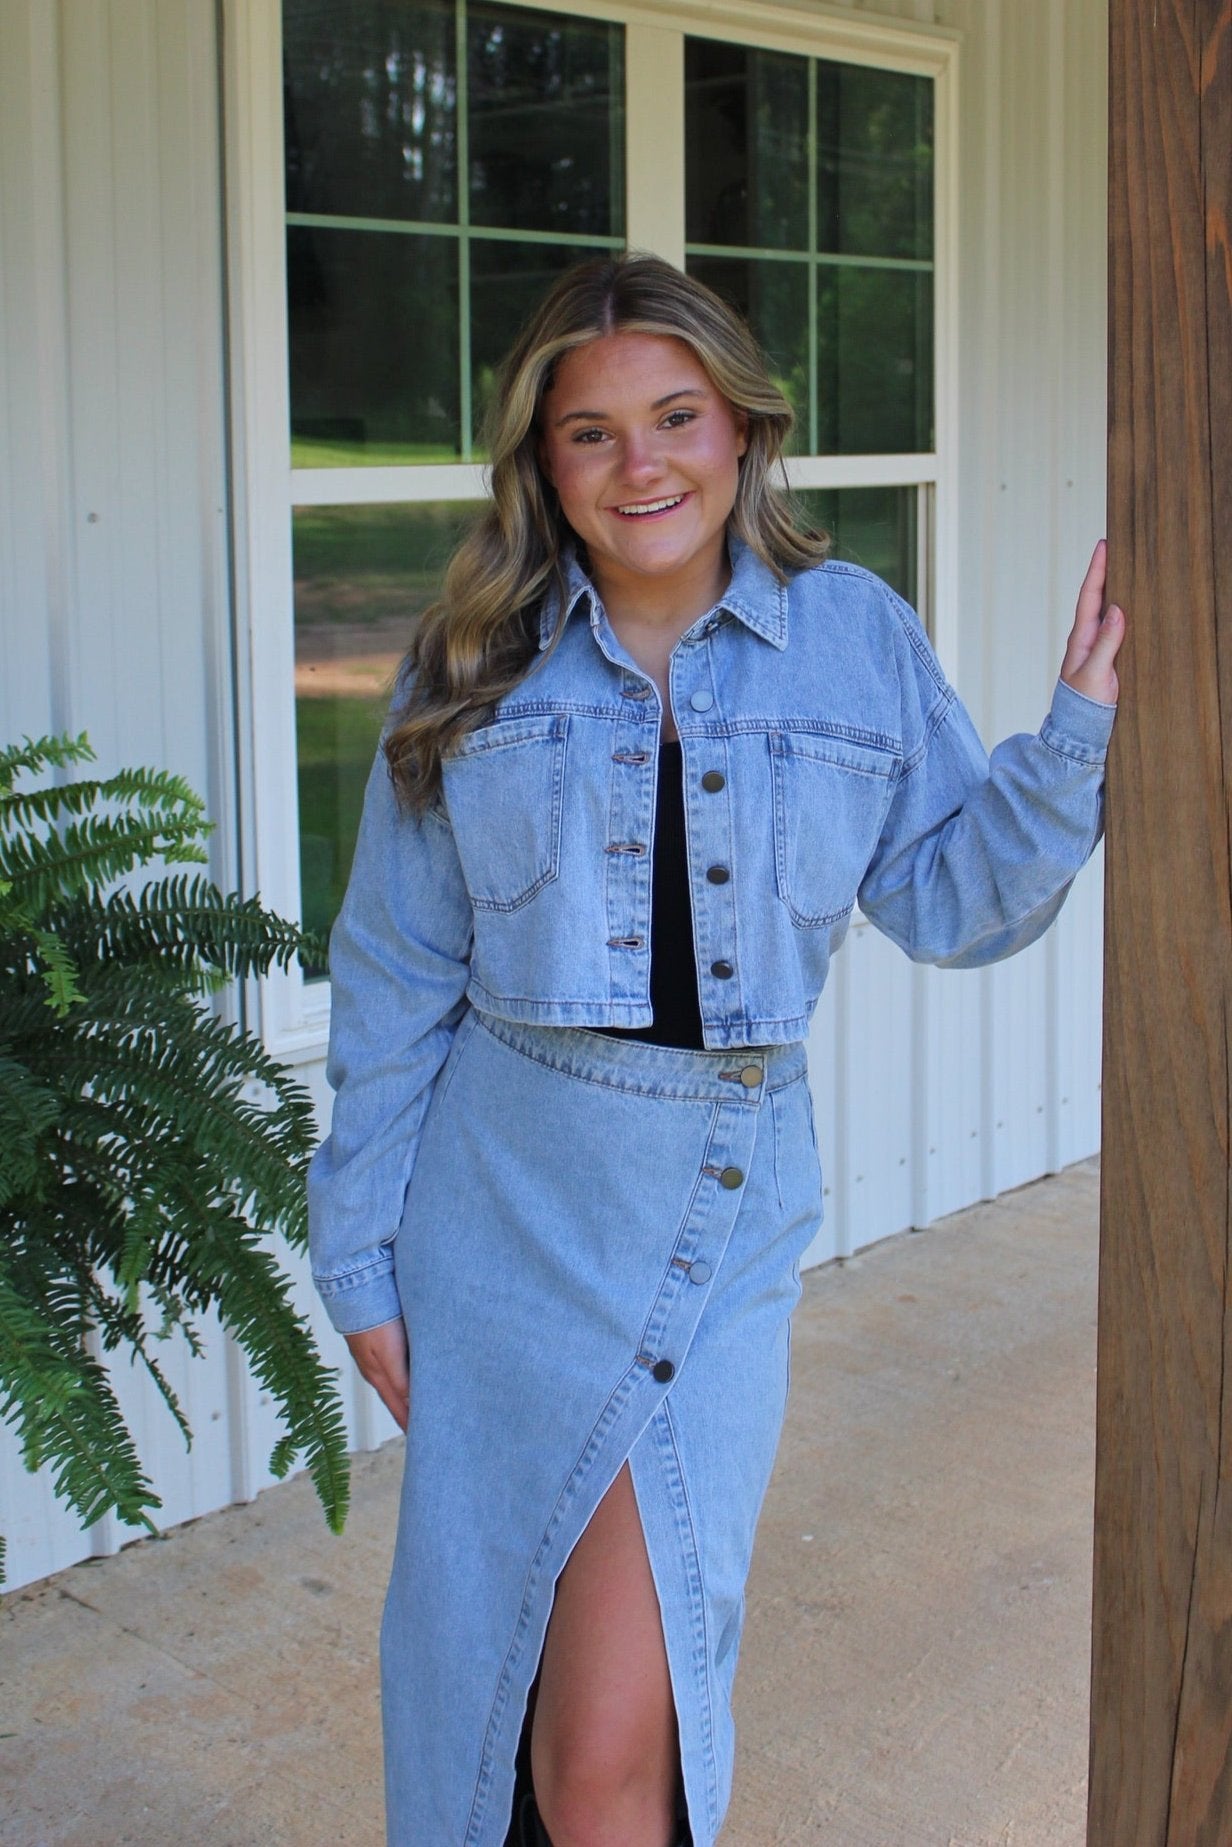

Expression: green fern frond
xmin=61 ymin=875 xmax=325 ymax=979
xmin=180 ymin=1219 xmax=350 ymax=1528
xmin=0 ymin=769 xmax=203 ymax=834
xmin=0 ymin=810 xmax=210 ymax=914
xmin=0 ymin=734 xmax=95 ymax=791
xmin=0 ymin=1055 xmax=62 ymax=1209
xmin=0 ymin=1263 xmax=162 ymax=1537
xmin=0 ymin=732 xmax=350 ymax=1582
xmin=26 ymin=926 xmax=84 ymax=1016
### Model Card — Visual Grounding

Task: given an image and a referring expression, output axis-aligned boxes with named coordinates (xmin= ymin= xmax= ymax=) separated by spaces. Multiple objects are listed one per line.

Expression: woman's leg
xmin=530 ymin=1461 xmax=680 ymax=1847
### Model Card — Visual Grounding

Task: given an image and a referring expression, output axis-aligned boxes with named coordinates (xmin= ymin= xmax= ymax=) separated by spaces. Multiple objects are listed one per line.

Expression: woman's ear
xmin=734 ymin=410 xmax=750 ymax=459
xmin=537 ymin=434 xmax=555 ymax=487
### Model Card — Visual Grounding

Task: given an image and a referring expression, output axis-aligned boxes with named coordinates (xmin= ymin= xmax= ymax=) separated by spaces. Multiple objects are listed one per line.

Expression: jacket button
xmin=701 ymin=770 xmax=725 ymax=792
xmin=652 ymin=1359 xmax=675 ymax=1383
xmin=689 ymin=689 xmax=714 ymax=712
xmin=706 ymin=864 xmax=730 ymax=885
xmin=711 ymin=959 xmax=734 ymax=979
xmin=719 ymin=1167 xmax=745 ymax=1189
xmin=739 ymin=1065 xmax=763 ymax=1088
xmin=688 ymin=1260 xmax=713 ymax=1285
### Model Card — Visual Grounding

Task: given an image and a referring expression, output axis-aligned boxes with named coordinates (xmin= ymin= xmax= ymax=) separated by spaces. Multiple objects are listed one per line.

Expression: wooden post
xmin=1090 ymin=1 xmax=1232 ymax=1839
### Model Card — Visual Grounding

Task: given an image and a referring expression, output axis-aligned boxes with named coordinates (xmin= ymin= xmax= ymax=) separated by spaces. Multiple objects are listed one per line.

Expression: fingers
xmin=372 ymin=1364 xmax=410 ymax=1432
xmin=1088 ymin=601 xmax=1125 ymax=665
xmin=1074 ymin=538 xmax=1108 ymax=630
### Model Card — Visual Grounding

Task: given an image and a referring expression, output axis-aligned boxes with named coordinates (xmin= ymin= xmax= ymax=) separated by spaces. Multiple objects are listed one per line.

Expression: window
xmin=230 ymin=0 xmax=953 ymax=1041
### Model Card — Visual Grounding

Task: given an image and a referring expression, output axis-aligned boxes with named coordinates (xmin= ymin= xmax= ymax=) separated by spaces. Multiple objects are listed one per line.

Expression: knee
xmin=533 ymin=1730 xmax=676 ymax=1847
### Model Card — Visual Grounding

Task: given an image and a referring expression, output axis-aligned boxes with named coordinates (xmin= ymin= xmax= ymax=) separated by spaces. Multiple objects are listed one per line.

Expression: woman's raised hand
xmin=345 ymin=1319 xmax=410 ymax=1431
xmin=1060 ymin=539 xmax=1125 ymax=705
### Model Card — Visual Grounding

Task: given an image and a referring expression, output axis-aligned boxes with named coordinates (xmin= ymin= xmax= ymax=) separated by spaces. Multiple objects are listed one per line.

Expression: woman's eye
xmin=572 ymin=427 xmax=608 ymax=445
xmin=662 ymin=409 xmax=696 ymax=429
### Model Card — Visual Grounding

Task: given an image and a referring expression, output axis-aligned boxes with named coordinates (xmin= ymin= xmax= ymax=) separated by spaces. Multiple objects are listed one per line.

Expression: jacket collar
xmin=537 ymin=536 xmax=790 ymax=653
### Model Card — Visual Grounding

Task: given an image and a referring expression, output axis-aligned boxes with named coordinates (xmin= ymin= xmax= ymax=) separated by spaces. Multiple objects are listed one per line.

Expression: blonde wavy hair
xmin=386 ymin=252 xmax=829 ymax=811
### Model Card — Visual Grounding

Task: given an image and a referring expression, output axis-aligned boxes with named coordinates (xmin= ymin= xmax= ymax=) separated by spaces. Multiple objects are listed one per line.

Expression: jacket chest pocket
xmin=770 ymin=730 xmax=897 ymax=928
xmin=442 ymin=714 xmax=568 ymax=912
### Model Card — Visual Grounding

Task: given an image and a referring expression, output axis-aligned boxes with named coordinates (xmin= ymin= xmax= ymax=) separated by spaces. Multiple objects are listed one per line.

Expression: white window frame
xmin=222 ymin=0 xmax=959 ymax=1060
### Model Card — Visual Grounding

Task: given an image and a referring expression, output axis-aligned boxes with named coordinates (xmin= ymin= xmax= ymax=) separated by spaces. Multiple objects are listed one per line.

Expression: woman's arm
xmin=308 ymin=747 xmax=473 ymax=1337
xmin=856 ymin=544 xmax=1125 ymax=968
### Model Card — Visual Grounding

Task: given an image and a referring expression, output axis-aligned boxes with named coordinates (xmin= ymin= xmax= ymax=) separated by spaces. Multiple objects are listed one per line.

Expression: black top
xmin=599 ymin=740 xmax=706 ymax=1051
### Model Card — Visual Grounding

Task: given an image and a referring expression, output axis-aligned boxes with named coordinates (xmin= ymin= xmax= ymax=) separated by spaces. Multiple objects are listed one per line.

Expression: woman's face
xmin=538 ymin=331 xmax=748 ymax=613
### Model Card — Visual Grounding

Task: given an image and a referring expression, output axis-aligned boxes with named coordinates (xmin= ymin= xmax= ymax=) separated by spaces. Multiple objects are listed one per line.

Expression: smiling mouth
xmin=612 ymin=494 xmax=688 ymax=518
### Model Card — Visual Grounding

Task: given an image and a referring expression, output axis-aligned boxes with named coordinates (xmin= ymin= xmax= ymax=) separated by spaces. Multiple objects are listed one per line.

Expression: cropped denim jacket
xmin=308 ymin=539 xmax=1116 ymax=1333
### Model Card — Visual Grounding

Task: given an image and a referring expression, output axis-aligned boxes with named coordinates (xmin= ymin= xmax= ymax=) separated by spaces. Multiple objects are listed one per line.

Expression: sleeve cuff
xmin=315 ymin=1261 xmax=403 ymax=1337
xmin=1040 ymin=678 xmax=1117 ymax=763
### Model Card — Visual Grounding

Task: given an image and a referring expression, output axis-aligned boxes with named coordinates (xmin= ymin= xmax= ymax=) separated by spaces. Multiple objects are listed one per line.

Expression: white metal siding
xmin=0 ymin=0 xmax=1109 ymax=1590
xmin=0 ymin=0 xmax=261 ymax=1589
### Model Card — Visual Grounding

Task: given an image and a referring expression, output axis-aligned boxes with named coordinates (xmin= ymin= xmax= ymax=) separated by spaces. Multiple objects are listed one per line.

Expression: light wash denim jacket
xmin=308 ymin=539 xmax=1116 ymax=1333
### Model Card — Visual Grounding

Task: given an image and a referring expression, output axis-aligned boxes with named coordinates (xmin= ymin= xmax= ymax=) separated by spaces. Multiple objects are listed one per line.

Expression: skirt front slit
xmin=381 ymin=1009 xmax=823 ymax=1846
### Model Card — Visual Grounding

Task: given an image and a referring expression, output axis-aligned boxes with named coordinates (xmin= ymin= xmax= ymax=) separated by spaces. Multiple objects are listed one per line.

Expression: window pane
xmin=815 ymin=266 xmax=933 ymax=455
xmin=468 ymin=5 xmax=625 ymax=235
xmin=286 ymin=3 xmax=625 ymax=468
xmin=295 ymin=501 xmax=481 ymax=950
xmin=470 ymin=239 xmax=616 ymax=448
xmin=793 ymin=486 xmax=919 ymax=605
xmin=816 ymin=63 xmax=933 ymax=261
xmin=686 ymin=256 xmax=809 ymax=450
xmin=288 ymin=227 xmax=460 ymax=465
xmin=684 ymin=41 xmax=808 ymax=251
xmin=685 ymin=36 xmax=934 ymax=459
xmin=283 ymin=0 xmax=457 ymax=223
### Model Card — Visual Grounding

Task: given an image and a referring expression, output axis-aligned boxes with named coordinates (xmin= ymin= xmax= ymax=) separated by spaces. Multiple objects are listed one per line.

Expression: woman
xmin=308 ymin=253 xmax=1123 ymax=1847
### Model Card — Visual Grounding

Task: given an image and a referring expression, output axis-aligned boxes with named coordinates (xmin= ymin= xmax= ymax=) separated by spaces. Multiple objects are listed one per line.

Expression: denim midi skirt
xmin=381 ymin=1007 xmax=823 ymax=1846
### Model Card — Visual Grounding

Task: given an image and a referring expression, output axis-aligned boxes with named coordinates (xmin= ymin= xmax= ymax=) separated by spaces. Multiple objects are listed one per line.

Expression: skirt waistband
xmin=472 ymin=1009 xmax=808 ymax=1103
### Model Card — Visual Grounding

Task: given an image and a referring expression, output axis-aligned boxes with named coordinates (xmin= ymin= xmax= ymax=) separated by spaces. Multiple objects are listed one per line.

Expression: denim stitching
xmin=658 ymin=1397 xmax=721 ymax=1837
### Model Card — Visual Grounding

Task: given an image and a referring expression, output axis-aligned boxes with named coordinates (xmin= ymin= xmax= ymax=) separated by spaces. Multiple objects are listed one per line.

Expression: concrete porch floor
xmin=0 ymin=1160 xmax=1100 ymax=1846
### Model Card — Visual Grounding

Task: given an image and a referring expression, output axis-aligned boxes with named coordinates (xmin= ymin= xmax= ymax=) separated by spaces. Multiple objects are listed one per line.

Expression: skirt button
xmin=739 ymin=1064 xmax=763 ymax=1088
xmin=719 ymin=1166 xmax=745 ymax=1189
xmin=652 ymin=1359 xmax=675 ymax=1383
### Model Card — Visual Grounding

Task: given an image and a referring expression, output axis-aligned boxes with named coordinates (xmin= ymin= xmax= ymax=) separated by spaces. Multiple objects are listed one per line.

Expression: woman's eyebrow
xmin=552 ymin=387 xmax=707 ymax=429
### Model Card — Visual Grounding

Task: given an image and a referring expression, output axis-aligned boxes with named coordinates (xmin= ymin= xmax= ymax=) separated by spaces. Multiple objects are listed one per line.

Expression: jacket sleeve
xmin=307 ymin=747 xmax=474 ymax=1335
xmin=856 ymin=586 xmax=1117 ymax=968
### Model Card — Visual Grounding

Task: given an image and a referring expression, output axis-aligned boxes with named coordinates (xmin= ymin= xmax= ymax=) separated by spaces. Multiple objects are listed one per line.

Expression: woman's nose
xmin=618 ymin=430 xmax=665 ymax=483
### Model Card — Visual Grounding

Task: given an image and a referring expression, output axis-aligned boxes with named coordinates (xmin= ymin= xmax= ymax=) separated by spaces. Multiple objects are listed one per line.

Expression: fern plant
xmin=0 ymin=733 xmax=349 ymax=1582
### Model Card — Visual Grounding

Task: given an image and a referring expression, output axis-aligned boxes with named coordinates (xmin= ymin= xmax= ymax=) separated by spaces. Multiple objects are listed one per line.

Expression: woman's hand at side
xmin=1060 ymin=539 xmax=1125 ymax=705
xmin=346 ymin=1319 xmax=410 ymax=1431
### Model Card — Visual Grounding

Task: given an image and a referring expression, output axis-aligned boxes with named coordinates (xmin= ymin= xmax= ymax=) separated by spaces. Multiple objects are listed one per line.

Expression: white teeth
xmin=615 ymin=495 xmax=685 ymax=516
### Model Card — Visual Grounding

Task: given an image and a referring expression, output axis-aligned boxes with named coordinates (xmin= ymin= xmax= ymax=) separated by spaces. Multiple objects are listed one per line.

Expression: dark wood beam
xmin=1091 ymin=0 xmax=1232 ymax=1838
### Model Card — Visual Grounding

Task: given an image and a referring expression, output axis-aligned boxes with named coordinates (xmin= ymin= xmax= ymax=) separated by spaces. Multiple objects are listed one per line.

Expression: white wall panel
xmin=1050 ymin=848 xmax=1106 ymax=1171
xmin=56 ymin=0 xmax=231 ymax=799
xmin=914 ymin=960 xmax=984 ymax=1224
xmin=0 ymin=1 xmax=67 ymax=743
xmin=803 ymin=965 xmax=842 ymax=1268
xmin=833 ymin=923 xmax=916 ymax=1250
